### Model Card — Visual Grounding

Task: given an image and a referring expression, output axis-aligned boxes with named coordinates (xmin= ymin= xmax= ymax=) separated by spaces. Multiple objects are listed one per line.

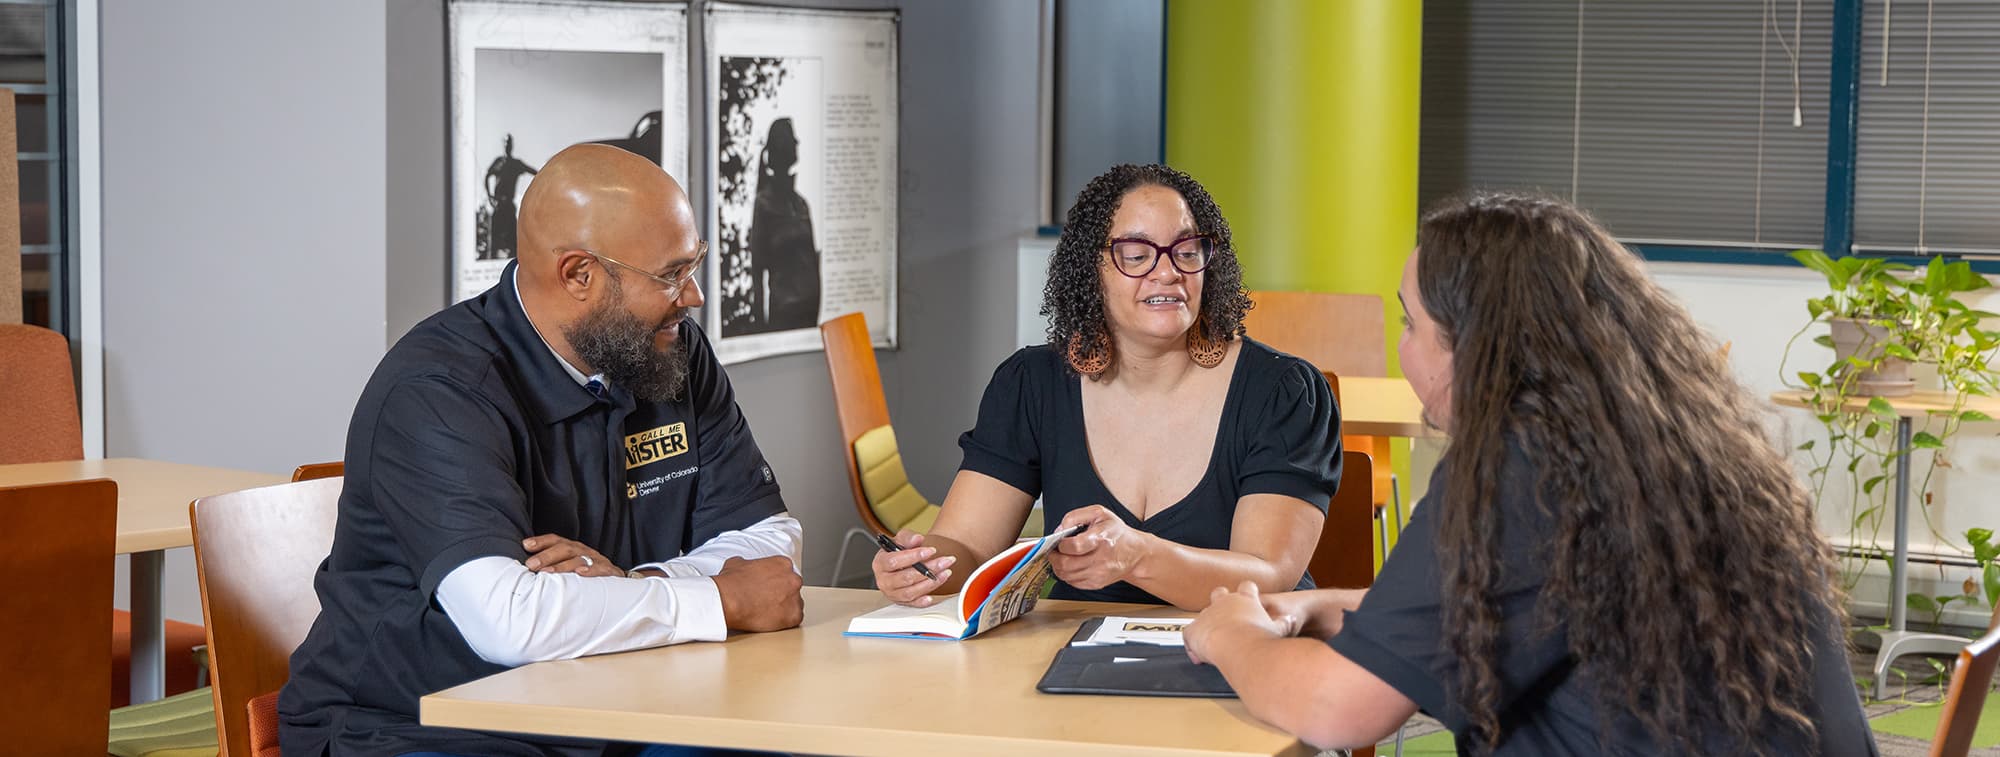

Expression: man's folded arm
xmin=434 ymin=555 xmax=727 ymax=667
xmin=631 ymin=512 xmax=803 ymax=578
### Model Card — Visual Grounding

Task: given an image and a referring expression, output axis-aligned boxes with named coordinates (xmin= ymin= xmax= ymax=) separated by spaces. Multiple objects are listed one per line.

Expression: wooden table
xmin=423 ymin=587 xmax=1313 ymax=757
xmin=0 ymin=458 xmax=285 ymax=703
xmin=1771 ymin=390 xmax=2000 ymax=699
xmin=1337 ymin=376 xmax=1432 ymax=438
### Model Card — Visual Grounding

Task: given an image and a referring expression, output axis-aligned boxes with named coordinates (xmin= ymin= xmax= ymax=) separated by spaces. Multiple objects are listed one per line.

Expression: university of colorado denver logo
xmin=625 ymin=422 xmax=689 ymax=470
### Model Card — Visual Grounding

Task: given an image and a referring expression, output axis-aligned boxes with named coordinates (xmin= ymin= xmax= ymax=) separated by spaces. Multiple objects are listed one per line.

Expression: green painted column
xmin=1165 ymin=0 xmax=1422 ymax=376
xmin=1168 ymin=1 xmax=1424 ymax=563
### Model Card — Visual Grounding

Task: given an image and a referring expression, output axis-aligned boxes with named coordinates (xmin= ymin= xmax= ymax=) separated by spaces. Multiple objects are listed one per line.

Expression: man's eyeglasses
xmin=582 ymin=241 xmax=707 ymax=299
xmin=1102 ymin=235 xmax=1217 ymax=278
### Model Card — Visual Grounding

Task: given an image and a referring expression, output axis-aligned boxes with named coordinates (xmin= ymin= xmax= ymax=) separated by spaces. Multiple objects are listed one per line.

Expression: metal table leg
xmin=1868 ymin=417 xmax=1971 ymax=699
xmin=129 ymin=549 xmax=166 ymax=704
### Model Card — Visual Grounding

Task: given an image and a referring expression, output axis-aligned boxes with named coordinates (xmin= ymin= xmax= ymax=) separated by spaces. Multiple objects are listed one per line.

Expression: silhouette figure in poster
xmin=481 ymin=135 xmax=539 ymax=260
xmin=748 ymin=118 xmax=820 ymax=331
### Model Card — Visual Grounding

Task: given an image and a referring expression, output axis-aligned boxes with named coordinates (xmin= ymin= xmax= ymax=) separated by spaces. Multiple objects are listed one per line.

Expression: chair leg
xmin=1394 ymin=723 xmax=1407 ymax=757
xmin=1390 ymin=474 xmax=1406 ymax=531
xmin=193 ymin=646 xmax=209 ymax=688
xmin=1376 ymin=510 xmax=1390 ymax=565
xmin=832 ymin=527 xmax=874 ymax=588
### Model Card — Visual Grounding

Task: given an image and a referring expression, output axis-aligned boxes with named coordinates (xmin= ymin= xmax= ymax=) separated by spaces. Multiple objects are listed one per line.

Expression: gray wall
xmin=386 ymin=0 xmax=448 ymax=344
xmin=101 ymin=0 xmax=388 ymax=620
xmin=376 ymin=0 xmax=1044 ymax=586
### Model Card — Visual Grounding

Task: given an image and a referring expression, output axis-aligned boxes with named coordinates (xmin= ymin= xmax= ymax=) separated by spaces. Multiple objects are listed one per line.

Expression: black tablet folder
xmin=1035 ymin=617 xmax=1237 ymax=698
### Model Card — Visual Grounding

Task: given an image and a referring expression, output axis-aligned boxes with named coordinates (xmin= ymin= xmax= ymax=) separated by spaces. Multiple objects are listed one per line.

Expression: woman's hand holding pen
xmin=1048 ymin=505 xmax=1153 ymax=590
xmin=870 ymin=530 xmax=956 ymax=607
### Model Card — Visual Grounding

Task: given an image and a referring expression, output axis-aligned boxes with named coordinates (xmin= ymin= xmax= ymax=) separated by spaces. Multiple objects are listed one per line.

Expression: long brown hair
xmin=1415 ymin=192 xmax=1843 ymax=752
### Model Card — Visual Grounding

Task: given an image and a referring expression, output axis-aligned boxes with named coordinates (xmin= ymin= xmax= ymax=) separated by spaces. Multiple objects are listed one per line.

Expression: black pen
xmin=873 ymin=533 xmax=938 ymax=580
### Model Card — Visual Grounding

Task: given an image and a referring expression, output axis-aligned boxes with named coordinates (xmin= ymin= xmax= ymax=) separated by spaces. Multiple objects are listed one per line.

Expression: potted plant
xmin=1782 ymin=250 xmax=2000 ymax=634
xmin=1792 ymin=250 xmax=1921 ymax=395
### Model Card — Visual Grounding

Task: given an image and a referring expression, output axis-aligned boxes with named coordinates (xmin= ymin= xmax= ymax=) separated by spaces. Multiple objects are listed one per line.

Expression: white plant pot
xmin=1830 ymin=318 xmax=1915 ymax=397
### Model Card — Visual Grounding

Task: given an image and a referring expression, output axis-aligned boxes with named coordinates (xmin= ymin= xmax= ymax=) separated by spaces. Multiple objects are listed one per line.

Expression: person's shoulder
xmin=988 ymin=344 xmax=1067 ymax=385
xmin=1234 ymin=337 xmax=1325 ymax=390
xmin=1007 ymin=343 xmax=1065 ymax=371
xmin=369 ymin=300 xmax=511 ymax=406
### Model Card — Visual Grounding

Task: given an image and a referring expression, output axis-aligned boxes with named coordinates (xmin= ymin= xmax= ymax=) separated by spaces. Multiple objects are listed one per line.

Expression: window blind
xmin=1420 ymin=0 xmax=1833 ymax=249
xmin=1854 ymin=0 xmax=2000 ymax=255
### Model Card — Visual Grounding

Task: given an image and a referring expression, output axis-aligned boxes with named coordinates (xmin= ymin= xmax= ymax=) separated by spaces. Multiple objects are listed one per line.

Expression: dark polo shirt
xmin=279 ymin=263 xmax=786 ymax=757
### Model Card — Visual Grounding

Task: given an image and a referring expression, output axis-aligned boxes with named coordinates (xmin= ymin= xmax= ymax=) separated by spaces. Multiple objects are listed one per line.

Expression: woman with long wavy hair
xmin=1184 ymin=192 xmax=1876 ymax=754
xmin=869 ymin=163 xmax=1343 ymax=610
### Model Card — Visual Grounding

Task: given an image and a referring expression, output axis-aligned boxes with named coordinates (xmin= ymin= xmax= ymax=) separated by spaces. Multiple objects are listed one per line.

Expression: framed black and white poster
xmin=450 ymin=0 xmax=690 ymax=303
xmin=705 ymin=2 xmax=898 ymax=364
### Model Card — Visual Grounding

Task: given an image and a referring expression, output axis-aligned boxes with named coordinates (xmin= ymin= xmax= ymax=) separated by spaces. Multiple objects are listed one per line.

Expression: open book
xmin=845 ymin=524 xmax=1084 ymax=640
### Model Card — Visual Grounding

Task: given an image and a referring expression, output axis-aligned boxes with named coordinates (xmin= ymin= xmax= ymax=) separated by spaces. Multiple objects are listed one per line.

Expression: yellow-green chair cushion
xmin=855 ymin=424 xmax=1045 ymax=539
xmin=107 ymin=686 xmax=217 ymax=757
xmin=855 ymin=425 xmax=935 ymax=533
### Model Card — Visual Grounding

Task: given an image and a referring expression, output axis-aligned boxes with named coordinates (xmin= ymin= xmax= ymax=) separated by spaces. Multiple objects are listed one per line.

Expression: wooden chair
xmin=819 ymin=313 xmax=1039 ymax=585
xmin=1308 ymin=450 xmax=1376 ymax=592
xmin=0 ymin=322 xmax=82 ymax=464
xmin=0 ymin=323 xmax=210 ymax=709
xmin=1930 ymin=603 xmax=2000 ymax=757
xmin=1244 ymin=290 xmax=1404 ymax=558
xmin=1321 ymin=370 xmax=1403 ymax=563
xmin=820 ymin=313 xmax=941 ymax=584
xmin=0 ymin=478 xmax=117 ymax=755
xmin=191 ymin=477 xmax=342 ymax=757
xmin=290 ymin=461 xmax=342 ymax=482
xmin=1304 ymin=449 xmax=1379 ymax=757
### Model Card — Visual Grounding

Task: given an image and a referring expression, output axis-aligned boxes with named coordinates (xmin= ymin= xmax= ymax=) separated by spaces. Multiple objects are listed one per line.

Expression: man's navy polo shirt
xmin=279 ymin=263 xmax=787 ymax=757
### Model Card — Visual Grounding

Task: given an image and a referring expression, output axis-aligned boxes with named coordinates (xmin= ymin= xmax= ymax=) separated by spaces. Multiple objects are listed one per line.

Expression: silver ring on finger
xmin=580 ymin=554 xmax=595 ymax=569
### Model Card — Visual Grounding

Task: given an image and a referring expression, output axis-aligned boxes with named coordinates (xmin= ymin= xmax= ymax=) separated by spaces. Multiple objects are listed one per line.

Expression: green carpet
xmin=1381 ymin=690 xmax=2000 ymax=754
xmin=1872 ymin=693 xmax=2000 ymax=749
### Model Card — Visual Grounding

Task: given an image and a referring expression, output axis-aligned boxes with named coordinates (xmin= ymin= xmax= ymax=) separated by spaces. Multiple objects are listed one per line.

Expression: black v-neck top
xmin=957 ymin=338 xmax=1343 ymax=604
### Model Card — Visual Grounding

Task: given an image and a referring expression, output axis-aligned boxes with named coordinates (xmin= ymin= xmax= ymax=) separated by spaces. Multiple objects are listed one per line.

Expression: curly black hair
xmin=1040 ymin=164 xmax=1251 ymax=376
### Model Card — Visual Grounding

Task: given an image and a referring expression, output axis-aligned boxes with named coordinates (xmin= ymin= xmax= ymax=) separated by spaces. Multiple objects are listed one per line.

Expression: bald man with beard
xmin=280 ymin=145 xmax=804 ymax=757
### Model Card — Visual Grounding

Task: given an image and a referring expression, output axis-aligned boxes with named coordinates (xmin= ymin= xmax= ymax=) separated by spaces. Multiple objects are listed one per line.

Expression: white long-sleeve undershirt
xmin=435 ymin=513 xmax=802 ymax=667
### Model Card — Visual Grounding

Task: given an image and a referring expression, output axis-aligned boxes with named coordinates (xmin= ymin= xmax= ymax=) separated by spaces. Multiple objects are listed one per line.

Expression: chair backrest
xmin=1242 ymin=290 xmax=1388 ymax=379
xmin=191 ymin=477 xmax=341 ymax=757
xmin=821 ymin=312 xmax=897 ymax=535
xmin=1931 ymin=603 xmax=2000 ymax=757
xmin=290 ymin=461 xmax=343 ymax=482
xmin=854 ymin=425 xmax=939 ymax=534
xmin=0 ymin=478 xmax=116 ymax=754
xmin=1308 ymin=450 xmax=1375 ymax=590
xmin=0 ymin=323 xmax=83 ymax=463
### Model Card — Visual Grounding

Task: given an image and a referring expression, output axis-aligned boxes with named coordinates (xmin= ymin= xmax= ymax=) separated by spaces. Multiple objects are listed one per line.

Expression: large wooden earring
xmin=1066 ymin=331 xmax=1113 ymax=377
xmin=1187 ymin=314 xmax=1228 ymax=368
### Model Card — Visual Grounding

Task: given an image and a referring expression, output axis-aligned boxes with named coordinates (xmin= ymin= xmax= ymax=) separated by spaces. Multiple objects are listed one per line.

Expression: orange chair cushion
xmin=110 ymin=610 xmax=207 ymax=708
xmin=247 ymin=691 xmax=282 ymax=757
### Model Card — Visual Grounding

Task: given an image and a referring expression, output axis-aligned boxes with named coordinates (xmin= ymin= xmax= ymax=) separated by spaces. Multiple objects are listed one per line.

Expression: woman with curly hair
xmin=1182 ymin=192 xmax=1876 ymax=754
xmin=871 ymin=163 xmax=1343 ymax=609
